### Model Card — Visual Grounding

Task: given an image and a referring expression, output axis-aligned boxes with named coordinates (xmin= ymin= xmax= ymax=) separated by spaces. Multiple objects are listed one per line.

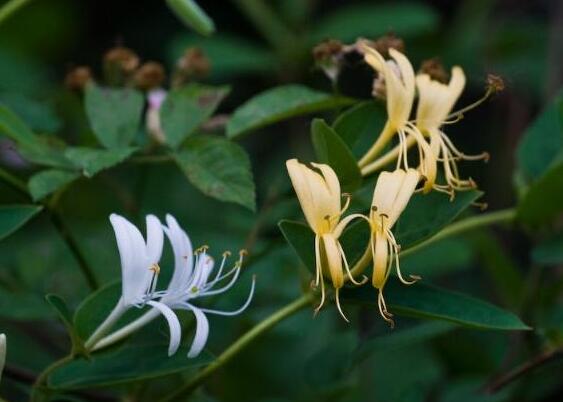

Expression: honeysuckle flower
xmin=415 ymin=67 xmax=489 ymax=195
xmin=357 ymin=42 xmax=436 ymax=191
xmin=146 ymin=88 xmax=167 ymax=143
xmin=286 ymin=159 xmax=365 ymax=321
xmin=85 ymin=214 xmax=180 ymax=353
xmin=92 ymin=214 xmax=255 ymax=359
xmin=0 ymin=333 xmax=5 ymax=382
xmin=368 ymin=168 xmax=421 ymax=326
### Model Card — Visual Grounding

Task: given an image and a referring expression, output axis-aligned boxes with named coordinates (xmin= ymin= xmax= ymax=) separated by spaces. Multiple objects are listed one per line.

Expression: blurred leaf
xmin=354 ymin=321 xmax=456 ymax=365
xmin=0 ymin=204 xmax=42 ymax=241
xmin=516 ymin=91 xmax=563 ymax=182
xmin=226 ymin=85 xmax=355 ymax=138
xmin=168 ymin=34 xmax=275 ymax=77
xmin=46 ymin=294 xmax=83 ymax=352
xmin=84 ymin=84 xmax=144 ymax=149
xmin=166 ymin=0 xmax=215 ymax=36
xmin=64 ymin=146 xmax=136 ymax=178
xmin=401 ymin=237 xmax=474 ymax=277
xmin=439 ymin=376 xmax=512 ymax=402
xmin=333 ymin=101 xmax=387 ymax=158
xmin=48 ymin=339 xmax=211 ymax=389
xmin=28 ymin=169 xmax=79 ymax=201
xmin=342 ymin=279 xmax=530 ymax=331
xmin=396 ymin=190 xmax=482 ymax=247
xmin=310 ymin=2 xmax=439 ymax=43
xmin=517 ymin=160 xmax=563 ymax=225
xmin=174 ymin=135 xmax=256 ymax=211
xmin=161 ymin=84 xmax=229 ymax=149
xmin=532 ymin=231 xmax=563 ymax=265
xmin=0 ymin=105 xmax=71 ymax=168
xmin=0 ymin=92 xmax=61 ymax=133
xmin=0 ymin=291 xmax=53 ymax=320
xmin=311 ymin=118 xmax=361 ymax=191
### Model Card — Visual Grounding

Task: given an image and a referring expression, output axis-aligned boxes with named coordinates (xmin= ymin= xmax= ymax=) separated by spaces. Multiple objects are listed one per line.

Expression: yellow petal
xmin=321 ymin=234 xmax=344 ymax=288
xmin=372 ymin=170 xmax=406 ymax=218
xmin=311 ymin=162 xmax=341 ymax=211
xmin=371 ymin=230 xmax=388 ymax=289
xmin=387 ymin=168 xmax=419 ymax=226
xmin=286 ymin=159 xmax=319 ymax=230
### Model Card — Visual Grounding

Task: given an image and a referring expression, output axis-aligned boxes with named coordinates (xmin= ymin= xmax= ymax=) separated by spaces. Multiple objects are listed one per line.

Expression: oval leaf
xmin=226 ymin=85 xmax=355 ymax=138
xmin=65 ymin=147 xmax=137 ymax=178
xmin=0 ymin=204 xmax=42 ymax=241
xmin=28 ymin=169 xmax=79 ymax=201
xmin=174 ymin=135 xmax=256 ymax=211
xmin=166 ymin=0 xmax=215 ymax=36
xmin=311 ymin=118 xmax=361 ymax=191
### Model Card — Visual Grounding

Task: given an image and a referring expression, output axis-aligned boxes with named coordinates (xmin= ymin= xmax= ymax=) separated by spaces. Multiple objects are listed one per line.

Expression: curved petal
xmin=146 ymin=301 xmax=182 ymax=356
xmin=146 ymin=215 xmax=164 ymax=264
xmin=163 ymin=214 xmax=194 ymax=294
xmin=187 ymin=307 xmax=210 ymax=359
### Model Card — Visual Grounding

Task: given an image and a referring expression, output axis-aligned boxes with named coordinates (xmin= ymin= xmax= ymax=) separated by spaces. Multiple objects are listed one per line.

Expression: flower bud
xmin=419 ymin=58 xmax=448 ymax=83
xmin=312 ymin=39 xmax=344 ymax=82
xmin=64 ymin=66 xmax=93 ymax=91
xmin=103 ymin=46 xmax=140 ymax=85
xmin=173 ymin=47 xmax=210 ymax=86
xmin=146 ymin=89 xmax=168 ymax=144
xmin=134 ymin=61 xmax=166 ymax=91
xmin=370 ymin=33 xmax=405 ymax=58
xmin=486 ymin=74 xmax=505 ymax=92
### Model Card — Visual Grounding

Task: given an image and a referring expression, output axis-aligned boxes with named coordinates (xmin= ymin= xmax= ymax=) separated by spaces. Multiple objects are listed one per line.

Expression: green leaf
xmin=226 ymin=85 xmax=355 ymax=139
xmin=517 ymin=160 xmax=563 ymax=225
xmin=516 ymin=91 xmax=563 ymax=182
xmin=167 ymin=34 xmax=275 ymax=78
xmin=174 ymin=136 xmax=255 ymax=210
xmin=333 ymin=101 xmax=387 ymax=158
xmin=0 ymin=105 xmax=71 ymax=168
xmin=0 ymin=204 xmax=42 ymax=241
xmin=0 ymin=92 xmax=61 ymax=133
xmin=84 ymin=84 xmax=144 ymax=149
xmin=166 ymin=0 xmax=215 ymax=36
xmin=0 ymin=291 xmax=53 ymax=320
xmin=342 ymin=278 xmax=530 ymax=331
xmin=28 ymin=169 xmax=79 ymax=201
xmin=401 ymin=238 xmax=474 ymax=278
xmin=46 ymin=294 xmax=83 ymax=353
xmin=310 ymin=2 xmax=439 ymax=43
xmin=64 ymin=146 xmax=136 ymax=178
xmin=161 ymin=84 xmax=229 ymax=149
xmin=531 ymin=231 xmax=563 ymax=265
xmin=396 ymin=190 xmax=482 ymax=247
xmin=311 ymin=118 xmax=361 ymax=191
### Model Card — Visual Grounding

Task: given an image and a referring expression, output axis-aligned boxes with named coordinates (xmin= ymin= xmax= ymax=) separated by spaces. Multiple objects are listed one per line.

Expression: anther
xmin=239 ymin=249 xmax=248 ymax=257
xmin=149 ymin=263 xmax=161 ymax=275
xmin=223 ymin=250 xmax=232 ymax=258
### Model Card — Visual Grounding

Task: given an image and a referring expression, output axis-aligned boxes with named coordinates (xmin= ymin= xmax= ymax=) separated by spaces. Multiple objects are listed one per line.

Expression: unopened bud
xmin=173 ymin=47 xmax=210 ymax=86
xmin=419 ymin=58 xmax=448 ymax=83
xmin=64 ymin=66 xmax=93 ymax=91
xmin=371 ymin=33 xmax=405 ymax=58
xmin=486 ymin=74 xmax=505 ymax=92
xmin=312 ymin=39 xmax=344 ymax=82
xmin=103 ymin=46 xmax=140 ymax=85
xmin=134 ymin=61 xmax=166 ymax=90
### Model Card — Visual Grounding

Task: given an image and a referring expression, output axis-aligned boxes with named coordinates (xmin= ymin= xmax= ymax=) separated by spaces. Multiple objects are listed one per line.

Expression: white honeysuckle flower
xmin=91 ymin=214 xmax=255 ymax=359
xmin=146 ymin=88 xmax=167 ymax=143
xmin=84 ymin=214 xmax=176 ymax=350
xmin=0 ymin=333 xmax=5 ymax=383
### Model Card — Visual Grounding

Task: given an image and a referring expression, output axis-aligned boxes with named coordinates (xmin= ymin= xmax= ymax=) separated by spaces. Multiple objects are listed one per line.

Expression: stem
xmin=160 ymin=293 xmax=313 ymax=402
xmin=230 ymin=0 xmax=296 ymax=51
xmin=0 ymin=167 xmax=28 ymax=195
xmin=0 ymin=0 xmax=33 ymax=26
xmin=49 ymin=210 xmax=99 ymax=290
xmin=84 ymin=299 xmax=126 ymax=350
xmin=361 ymin=135 xmax=416 ymax=176
xmin=401 ymin=208 xmax=516 ymax=258
xmin=358 ymin=120 xmax=394 ymax=168
xmin=30 ymin=355 xmax=73 ymax=402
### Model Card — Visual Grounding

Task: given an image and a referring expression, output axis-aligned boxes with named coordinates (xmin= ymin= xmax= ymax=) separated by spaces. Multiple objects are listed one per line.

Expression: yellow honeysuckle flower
xmin=286 ymin=159 xmax=365 ymax=321
xmin=368 ymin=168 xmax=421 ymax=326
xmin=415 ymin=67 xmax=489 ymax=196
xmin=357 ymin=42 xmax=436 ymax=192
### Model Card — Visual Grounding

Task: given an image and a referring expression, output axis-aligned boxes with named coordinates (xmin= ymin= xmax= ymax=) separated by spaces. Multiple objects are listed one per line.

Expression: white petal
xmin=187 ymin=307 xmax=210 ymax=358
xmin=0 ymin=333 xmax=6 ymax=379
xmin=147 ymin=301 xmax=182 ymax=356
xmin=163 ymin=214 xmax=193 ymax=294
xmin=145 ymin=215 xmax=164 ymax=265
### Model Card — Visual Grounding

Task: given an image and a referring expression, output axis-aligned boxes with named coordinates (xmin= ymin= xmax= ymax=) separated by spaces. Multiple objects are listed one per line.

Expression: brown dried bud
xmin=419 ymin=58 xmax=449 ymax=83
xmin=64 ymin=66 xmax=93 ymax=91
xmin=104 ymin=46 xmax=140 ymax=73
xmin=175 ymin=47 xmax=211 ymax=84
xmin=134 ymin=61 xmax=166 ymax=90
xmin=371 ymin=33 xmax=405 ymax=58
xmin=312 ymin=39 xmax=344 ymax=62
xmin=486 ymin=74 xmax=505 ymax=92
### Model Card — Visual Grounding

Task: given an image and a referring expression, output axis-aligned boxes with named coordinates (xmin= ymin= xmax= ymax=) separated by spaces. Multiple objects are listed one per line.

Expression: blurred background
xmin=0 ymin=0 xmax=561 ymax=401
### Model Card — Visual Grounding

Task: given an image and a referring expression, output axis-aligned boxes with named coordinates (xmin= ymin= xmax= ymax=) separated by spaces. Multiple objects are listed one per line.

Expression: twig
xmin=484 ymin=347 xmax=563 ymax=393
xmin=0 ymin=0 xmax=33 ymax=26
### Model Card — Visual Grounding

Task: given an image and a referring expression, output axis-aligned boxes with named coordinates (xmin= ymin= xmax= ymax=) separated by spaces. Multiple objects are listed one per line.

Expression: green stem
xmin=0 ymin=167 xmax=28 ymax=195
xmin=230 ymin=0 xmax=296 ymax=51
xmin=0 ymin=0 xmax=33 ymax=26
xmin=401 ymin=208 xmax=516 ymax=258
xmin=30 ymin=355 xmax=73 ymax=402
xmin=49 ymin=210 xmax=99 ymax=290
xmin=160 ymin=293 xmax=314 ymax=402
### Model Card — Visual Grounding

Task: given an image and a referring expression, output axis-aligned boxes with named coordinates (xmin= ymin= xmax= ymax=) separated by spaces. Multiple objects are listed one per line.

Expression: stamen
xmin=335 ymin=288 xmax=350 ymax=322
xmin=446 ymin=85 xmax=495 ymax=121
xmin=472 ymin=201 xmax=488 ymax=211
xmin=377 ymin=291 xmax=395 ymax=328
xmin=313 ymin=278 xmax=326 ymax=317
xmin=338 ymin=242 xmax=368 ymax=286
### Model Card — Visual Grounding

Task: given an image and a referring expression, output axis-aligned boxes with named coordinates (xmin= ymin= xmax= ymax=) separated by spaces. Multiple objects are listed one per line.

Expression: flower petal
xmin=146 ymin=300 xmax=182 ymax=356
xmin=163 ymin=214 xmax=193 ymax=295
xmin=187 ymin=307 xmax=210 ymax=359
xmin=146 ymin=215 xmax=164 ymax=264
